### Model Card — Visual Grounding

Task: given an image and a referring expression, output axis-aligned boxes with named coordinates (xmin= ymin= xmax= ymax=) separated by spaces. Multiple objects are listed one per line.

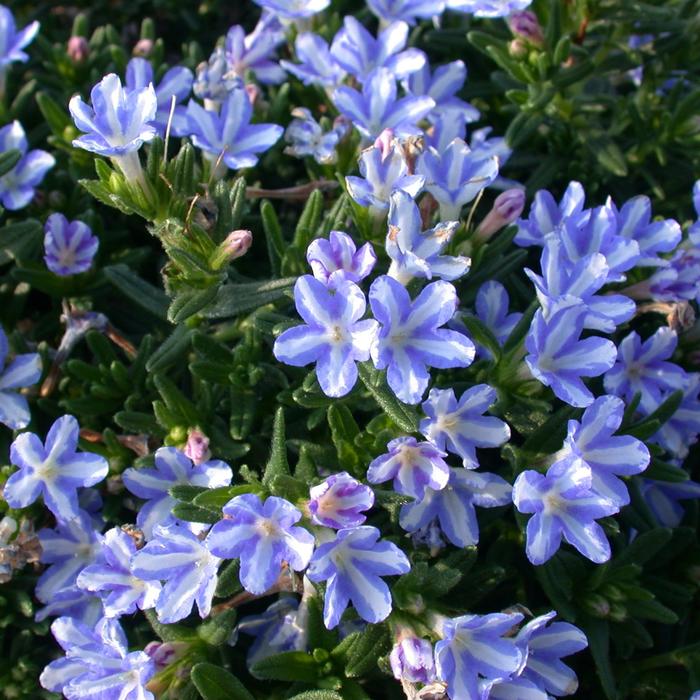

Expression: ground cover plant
xmin=0 ymin=0 xmax=700 ymax=698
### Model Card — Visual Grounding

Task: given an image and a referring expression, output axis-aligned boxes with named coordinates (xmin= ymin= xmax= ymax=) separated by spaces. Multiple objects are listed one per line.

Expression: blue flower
xmin=651 ymin=372 xmax=700 ymax=459
xmin=185 ymin=89 xmax=283 ymax=171
xmin=525 ymin=301 xmax=617 ymax=408
xmin=369 ymin=275 xmax=475 ymax=404
xmin=0 ymin=326 xmax=41 ymax=429
xmin=690 ymin=180 xmax=700 ymax=246
xmin=4 ymin=415 xmax=109 ymax=521
xmin=368 ymin=0 xmax=445 ymax=24
xmin=35 ymin=585 xmax=103 ymax=626
xmin=435 ymin=612 xmax=524 ymax=700
xmin=330 ymin=17 xmax=426 ymax=83
xmin=69 ymin=74 xmax=157 ymax=186
xmin=400 ymin=468 xmax=512 ymax=547
xmin=609 ymin=194 xmax=682 ymax=267
xmin=346 ymin=134 xmax=425 ymax=212
xmin=515 ymin=181 xmax=587 ymax=248
xmin=641 ymin=475 xmax=700 ymax=527
xmin=645 ymin=248 xmax=700 ymax=302
xmin=425 ymin=112 xmax=468 ymax=153
xmin=420 ymin=385 xmax=511 ymax=469
xmin=512 ymin=612 xmax=588 ymax=697
xmin=307 ymin=525 xmax=410 ymax=629
xmin=0 ymin=6 xmax=39 ymax=80
xmin=253 ymin=0 xmax=330 ymax=19
xmin=35 ymin=511 xmax=103 ymax=604
xmin=309 ymin=471 xmax=375 ymax=528
xmin=40 ymin=616 xmax=155 ymax=700
xmin=403 ymin=60 xmax=479 ymax=123
xmin=285 ymin=107 xmax=348 ymax=165
xmin=390 ymin=637 xmax=436 ymax=683
xmin=603 ymin=327 xmax=687 ymax=414
xmin=281 ymin=33 xmax=346 ymax=89
xmin=333 ymin=68 xmax=435 ymax=141
xmin=193 ymin=47 xmax=241 ymax=103
xmin=125 ymin=57 xmax=193 ymax=136
xmin=417 ymin=138 xmax=499 ymax=220
xmin=471 ymin=281 xmax=522 ymax=358
xmin=556 ymin=205 xmax=641 ymax=283
xmin=368 ymin=436 xmax=450 ymax=499
xmin=525 ymin=238 xmax=636 ymax=333
xmin=306 ymin=230 xmax=376 ymax=287
xmin=131 ymin=525 xmax=221 ymax=623
xmin=556 ymin=395 xmax=649 ymax=507
xmin=513 ymin=458 xmax=618 ymax=565
xmin=273 ymin=275 xmax=378 ymax=397
xmin=122 ymin=446 xmax=232 ymax=540
xmin=225 ymin=17 xmax=286 ymax=85
xmin=385 ymin=190 xmax=470 ymax=284
xmin=238 ymin=598 xmax=308 ymax=673
xmin=206 ymin=494 xmax=314 ymax=595
xmin=77 ymin=527 xmax=162 ymax=618
xmin=43 ymin=213 xmax=99 ymax=277
xmin=446 ymin=0 xmax=534 ymax=17
xmin=0 ymin=120 xmax=55 ymax=210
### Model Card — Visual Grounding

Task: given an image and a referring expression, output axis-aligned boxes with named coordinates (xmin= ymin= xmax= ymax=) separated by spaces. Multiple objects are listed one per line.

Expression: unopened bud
xmin=145 ymin=641 xmax=188 ymax=669
xmin=474 ymin=188 xmax=526 ymax=242
xmin=67 ymin=36 xmax=89 ymax=62
xmin=390 ymin=637 xmax=435 ymax=684
xmin=210 ymin=229 xmax=253 ymax=270
xmin=184 ymin=428 xmax=211 ymax=465
xmin=508 ymin=38 xmax=528 ymax=58
xmin=582 ymin=593 xmax=610 ymax=618
xmin=508 ymin=11 xmax=544 ymax=46
xmin=133 ymin=38 xmax=154 ymax=57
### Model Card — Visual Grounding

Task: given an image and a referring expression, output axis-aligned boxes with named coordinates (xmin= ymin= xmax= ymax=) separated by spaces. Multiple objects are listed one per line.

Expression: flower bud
xmin=133 ymin=38 xmax=154 ymax=57
xmin=67 ymin=36 xmax=89 ymax=63
xmin=390 ymin=637 xmax=436 ymax=684
xmin=210 ymin=229 xmax=253 ymax=270
xmin=184 ymin=428 xmax=211 ymax=465
xmin=474 ymin=188 xmax=526 ymax=242
xmin=508 ymin=11 xmax=544 ymax=46
xmin=374 ymin=128 xmax=395 ymax=161
xmin=508 ymin=38 xmax=528 ymax=58
xmin=144 ymin=641 xmax=188 ymax=669
xmin=245 ymin=83 xmax=261 ymax=105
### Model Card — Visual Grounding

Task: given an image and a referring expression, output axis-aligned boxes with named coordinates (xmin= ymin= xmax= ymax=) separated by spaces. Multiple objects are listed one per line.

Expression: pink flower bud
xmin=184 ymin=429 xmax=211 ymax=465
xmin=145 ymin=641 xmax=188 ymax=669
xmin=210 ymin=230 xmax=253 ymax=270
xmin=67 ymin=36 xmax=89 ymax=63
xmin=474 ymin=188 xmax=526 ymax=242
xmin=508 ymin=11 xmax=544 ymax=46
xmin=374 ymin=129 xmax=395 ymax=161
xmin=133 ymin=39 xmax=154 ymax=57
xmin=245 ymin=83 xmax=261 ymax=105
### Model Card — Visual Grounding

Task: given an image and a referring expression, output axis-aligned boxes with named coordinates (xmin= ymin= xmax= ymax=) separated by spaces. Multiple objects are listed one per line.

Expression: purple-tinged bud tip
xmin=67 ymin=36 xmax=89 ymax=62
xmin=210 ymin=230 xmax=253 ymax=270
xmin=508 ymin=11 xmax=544 ymax=46
xmin=133 ymin=38 xmax=154 ymax=57
xmin=474 ymin=188 xmax=526 ymax=242
xmin=374 ymin=129 xmax=395 ymax=161
xmin=389 ymin=636 xmax=436 ymax=684
xmin=183 ymin=429 xmax=211 ymax=465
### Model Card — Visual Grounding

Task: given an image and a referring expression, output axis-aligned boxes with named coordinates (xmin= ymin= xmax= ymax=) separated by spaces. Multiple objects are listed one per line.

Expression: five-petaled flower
xmin=0 ymin=326 xmax=41 ymax=429
xmin=273 ymin=275 xmax=378 ymax=397
xmin=206 ymin=493 xmax=315 ymax=595
xmin=369 ymin=275 xmax=475 ymax=404
xmin=4 ymin=415 xmax=109 ymax=521
xmin=43 ymin=213 xmax=99 ymax=277
xmin=307 ymin=525 xmax=410 ymax=629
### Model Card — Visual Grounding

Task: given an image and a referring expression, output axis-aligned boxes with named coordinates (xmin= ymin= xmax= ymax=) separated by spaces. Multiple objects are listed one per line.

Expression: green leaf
xmin=502 ymin=301 xmax=538 ymax=354
xmin=193 ymin=484 xmax=258 ymax=508
xmin=201 ymin=277 xmax=296 ymax=319
xmin=171 ymin=502 xmax=220 ymax=524
xmin=0 ymin=220 xmax=43 ymax=265
xmin=36 ymin=91 xmax=72 ymax=137
xmin=168 ymin=286 xmax=220 ymax=323
xmin=190 ymin=662 xmax=254 ymax=700
xmin=250 ymin=651 xmax=320 ymax=682
xmin=144 ymin=608 xmax=194 ymax=643
xmin=153 ymin=374 xmax=200 ymax=426
xmin=261 ymin=199 xmax=285 ymax=275
xmin=458 ymin=315 xmax=502 ymax=361
xmin=287 ymin=692 xmax=343 ymax=700
xmin=262 ymin=407 xmax=291 ymax=487
xmin=0 ymin=149 xmax=20 ymax=177
xmin=293 ymin=189 xmax=324 ymax=249
xmin=229 ymin=388 xmax=257 ymax=440
xmin=345 ymin=622 xmax=390 ymax=677
xmin=146 ymin=324 xmax=193 ymax=372
xmin=581 ymin=616 xmax=617 ymax=700
xmin=215 ymin=560 xmax=242 ymax=598
xmin=612 ymin=528 xmax=672 ymax=568
xmin=103 ymin=264 xmax=169 ymax=320
xmin=170 ymin=484 xmax=209 ymax=502
xmin=624 ymin=390 xmax=683 ymax=440
xmin=198 ymin=609 xmax=237 ymax=646
xmin=358 ymin=363 xmax=418 ymax=433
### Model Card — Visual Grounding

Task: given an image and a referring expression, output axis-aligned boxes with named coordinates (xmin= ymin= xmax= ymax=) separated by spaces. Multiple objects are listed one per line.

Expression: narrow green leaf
xmin=624 ymin=390 xmax=683 ymax=440
xmin=458 ymin=315 xmax=502 ymax=360
xmin=261 ymin=199 xmax=284 ymax=275
xmin=262 ymin=407 xmax=290 ymax=487
xmin=198 ymin=609 xmax=237 ymax=646
xmin=103 ymin=264 xmax=169 ymax=320
xmin=250 ymin=651 xmax=320 ymax=682
xmin=345 ymin=623 xmax=390 ymax=677
xmin=168 ymin=286 xmax=220 ymax=323
xmin=146 ymin=324 xmax=193 ymax=372
xmin=170 ymin=484 xmax=208 ymax=502
xmin=215 ymin=560 xmax=242 ymax=598
xmin=202 ymin=277 xmax=296 ymax=319
xmin=171 ymin=502 xmax=220 ymax=524
xmin=190 ymin=662 xmax=254 ymax=700
xmin=581 ymin=616 xmax=617 ymax=700
xmin=358 ymin=363 xmax=418 ymax=433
